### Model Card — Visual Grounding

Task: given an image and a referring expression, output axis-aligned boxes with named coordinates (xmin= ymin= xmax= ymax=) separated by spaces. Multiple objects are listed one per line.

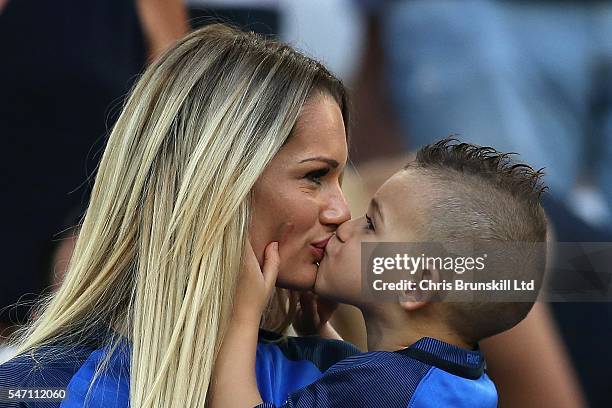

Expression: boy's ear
xmin=398 ymin=268 xmax=440 ymax=311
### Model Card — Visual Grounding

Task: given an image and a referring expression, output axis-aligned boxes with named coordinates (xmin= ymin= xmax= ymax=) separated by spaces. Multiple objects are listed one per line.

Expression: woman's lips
xmin=310 ymin=245 xmax=325 ymax=262
xmin=310 ymin=235 xmax=333 ymax=263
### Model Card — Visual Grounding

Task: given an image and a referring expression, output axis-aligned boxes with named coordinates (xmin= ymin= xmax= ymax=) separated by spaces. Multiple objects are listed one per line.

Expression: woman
xmin=1 ymin=24 xmax=353 ymax=407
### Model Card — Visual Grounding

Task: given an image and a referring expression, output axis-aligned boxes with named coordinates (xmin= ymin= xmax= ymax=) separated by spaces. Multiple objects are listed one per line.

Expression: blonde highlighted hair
xmin=6 ymin=24 xmax=348 ymax=407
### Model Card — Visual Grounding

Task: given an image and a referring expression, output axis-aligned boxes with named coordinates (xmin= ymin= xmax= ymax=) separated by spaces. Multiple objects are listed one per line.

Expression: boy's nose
xmin=335 ymin=219 xmax=353 ymax=243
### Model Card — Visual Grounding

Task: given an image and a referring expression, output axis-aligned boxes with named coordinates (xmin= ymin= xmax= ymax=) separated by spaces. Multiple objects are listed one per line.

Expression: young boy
xmin=210 ymin=138 xmax=548 ymax=407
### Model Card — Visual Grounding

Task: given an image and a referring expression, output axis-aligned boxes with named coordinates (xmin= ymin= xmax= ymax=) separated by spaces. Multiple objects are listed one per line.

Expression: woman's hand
xmin=293 ymin=291 xmax=342 ymax=340
xmin=233 ymin=240 xmax=279 ymax=326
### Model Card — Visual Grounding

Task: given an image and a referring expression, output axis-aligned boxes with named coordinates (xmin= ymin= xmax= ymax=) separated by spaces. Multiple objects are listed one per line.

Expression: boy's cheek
xmin=336 ymin=243 xmax=363 ymax=290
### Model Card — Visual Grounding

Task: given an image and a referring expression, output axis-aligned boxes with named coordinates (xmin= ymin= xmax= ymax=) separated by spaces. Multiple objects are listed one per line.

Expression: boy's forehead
xmin=376 ymin=169 xmax=422 ymax=199
xmin=374 ymin=169 xmax=430 ymax=235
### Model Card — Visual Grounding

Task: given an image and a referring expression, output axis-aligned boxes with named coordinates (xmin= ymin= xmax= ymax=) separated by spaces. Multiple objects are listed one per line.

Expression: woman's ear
xmin=398 ymin=267 xmax=440 ymax=311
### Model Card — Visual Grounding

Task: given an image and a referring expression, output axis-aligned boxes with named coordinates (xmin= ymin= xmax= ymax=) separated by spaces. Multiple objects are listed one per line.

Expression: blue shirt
xmin=256 ymin=337 xmax=497 ymax=408
xmin=0 ymin=329 xmax=359 ymax=407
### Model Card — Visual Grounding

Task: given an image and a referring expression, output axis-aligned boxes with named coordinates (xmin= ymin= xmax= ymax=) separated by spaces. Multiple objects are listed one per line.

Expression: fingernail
xmin=273 ymin=242 xmax=279 ymax=251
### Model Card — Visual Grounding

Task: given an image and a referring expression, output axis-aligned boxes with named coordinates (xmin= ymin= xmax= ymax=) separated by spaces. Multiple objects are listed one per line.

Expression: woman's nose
xmin=320 ymin=188 xmax=351 ymax=227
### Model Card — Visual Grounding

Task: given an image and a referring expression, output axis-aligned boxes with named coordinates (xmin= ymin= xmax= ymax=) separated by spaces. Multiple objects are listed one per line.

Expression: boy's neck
xmin=361 ymin=307 xmax=476 ymax=352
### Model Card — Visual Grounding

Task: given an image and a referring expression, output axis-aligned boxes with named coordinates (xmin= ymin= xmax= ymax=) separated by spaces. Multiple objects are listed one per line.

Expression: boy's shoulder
xmin=278 ymin=337 xmax=498 ymax=408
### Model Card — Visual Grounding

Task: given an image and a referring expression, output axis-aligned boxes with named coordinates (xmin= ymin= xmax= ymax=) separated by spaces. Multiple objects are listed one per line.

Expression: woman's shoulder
xmin=0 ymin=334 xmax=130 ymax=408
xmin=0 ymin=342 xmax=99 ymax=406
xmin=59 ymin=340 xmax=130 ymax=407
xmin=258 ymin=329 xmax=361 ymax=372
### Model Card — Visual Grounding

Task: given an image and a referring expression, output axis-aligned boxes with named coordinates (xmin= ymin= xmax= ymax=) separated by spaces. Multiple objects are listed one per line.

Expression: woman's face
xmin=250 ymin=93 xmax=350 ymax=290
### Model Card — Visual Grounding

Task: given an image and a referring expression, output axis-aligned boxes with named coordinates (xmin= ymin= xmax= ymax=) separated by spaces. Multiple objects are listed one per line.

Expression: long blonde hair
xmin=7 ymin=24 xmax=348 ymax=407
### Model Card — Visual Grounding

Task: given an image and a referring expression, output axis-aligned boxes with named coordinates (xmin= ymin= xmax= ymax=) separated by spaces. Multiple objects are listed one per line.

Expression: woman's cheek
xmin=274 ymin=220 xmax=296 ymax=244
xmin=262 ymin=190 xmax=321 ymax=290
xmin=275 ymin=226 xmax=318 ymax=290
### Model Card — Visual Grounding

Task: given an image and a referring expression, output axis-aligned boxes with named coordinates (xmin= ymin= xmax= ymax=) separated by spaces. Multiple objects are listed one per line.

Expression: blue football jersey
xmin=0 ymin=329 xmax=359 ymax=407
xmin=256 ymin=337 xmax=498 ymax=408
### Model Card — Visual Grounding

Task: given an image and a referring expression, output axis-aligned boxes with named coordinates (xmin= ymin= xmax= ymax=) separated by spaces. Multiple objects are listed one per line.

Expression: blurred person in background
xmin=364 ymin=0 xmax=612 ymax=230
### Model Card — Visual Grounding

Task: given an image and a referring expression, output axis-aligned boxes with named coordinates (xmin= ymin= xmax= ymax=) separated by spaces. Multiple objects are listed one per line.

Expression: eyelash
xmin=305 ymin=168 xmax=330 ymax=185
xmin=365 ymin=214 xmax=375 ymax=231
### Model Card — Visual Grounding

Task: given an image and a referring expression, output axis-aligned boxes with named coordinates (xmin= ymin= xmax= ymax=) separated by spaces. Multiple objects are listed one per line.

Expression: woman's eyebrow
xmin=299 ymin=156 xmax=339 ymax=168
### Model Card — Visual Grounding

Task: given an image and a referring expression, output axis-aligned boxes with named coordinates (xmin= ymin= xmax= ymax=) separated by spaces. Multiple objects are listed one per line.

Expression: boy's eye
xmin=305 ymin=168 xmax=330 ymax=185
xmin=365 ymin=214 xmax=375 ymax=231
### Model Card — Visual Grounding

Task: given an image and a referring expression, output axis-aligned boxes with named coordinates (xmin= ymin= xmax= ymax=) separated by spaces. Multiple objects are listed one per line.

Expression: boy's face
xmin=315 ymin=169 xmax=429 ymax=305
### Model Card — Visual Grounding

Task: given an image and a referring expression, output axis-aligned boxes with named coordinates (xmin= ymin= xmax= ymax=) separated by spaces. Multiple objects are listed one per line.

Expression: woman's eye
xmin=305 ymin=168 xmax=330 ymax=185
xmin=365 ymin=214 xmax=375 ymax=231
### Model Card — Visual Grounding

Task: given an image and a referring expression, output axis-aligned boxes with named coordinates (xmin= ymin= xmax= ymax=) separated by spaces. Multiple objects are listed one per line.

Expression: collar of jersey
xmin=395 ymin=337 xmax=485 ymax=380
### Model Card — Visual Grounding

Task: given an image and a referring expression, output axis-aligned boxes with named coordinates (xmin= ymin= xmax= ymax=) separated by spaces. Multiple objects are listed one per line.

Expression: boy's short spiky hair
xmin=405 ymin=137 xmax=548 ymax=243
xmin=405 ymin=137 xmax=548 ymax=341
xmin=411 ymin=137 xmax=547 ymax=201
